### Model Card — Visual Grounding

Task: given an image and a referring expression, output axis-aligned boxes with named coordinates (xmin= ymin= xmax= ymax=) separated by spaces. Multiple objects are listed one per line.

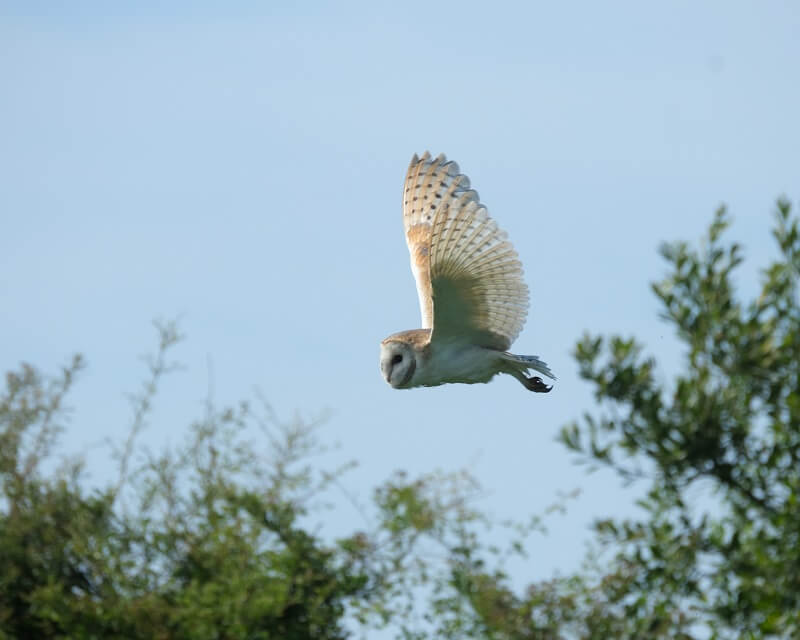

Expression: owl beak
xmin=380 ymin=359 xmax=392 ymax=384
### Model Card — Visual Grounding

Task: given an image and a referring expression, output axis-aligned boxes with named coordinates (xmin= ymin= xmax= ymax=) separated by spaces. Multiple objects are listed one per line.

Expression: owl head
xmin=379 ymin=339 xmax=418 ymax=388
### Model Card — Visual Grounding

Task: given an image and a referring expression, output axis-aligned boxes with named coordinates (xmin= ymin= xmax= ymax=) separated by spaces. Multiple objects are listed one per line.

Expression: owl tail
xmin=501 ymin=352 xmax=555 ymax=379
xmin=500 ymin=352 xmax=555 ymax=393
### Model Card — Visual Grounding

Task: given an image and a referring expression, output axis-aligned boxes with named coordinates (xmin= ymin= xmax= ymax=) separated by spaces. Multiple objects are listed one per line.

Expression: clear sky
xmin=2 ymin=0 xmax=799 ymax=588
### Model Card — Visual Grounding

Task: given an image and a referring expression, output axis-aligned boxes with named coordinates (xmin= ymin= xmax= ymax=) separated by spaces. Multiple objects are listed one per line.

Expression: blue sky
xmin=2 ymin=0 xmax=799 ymax=588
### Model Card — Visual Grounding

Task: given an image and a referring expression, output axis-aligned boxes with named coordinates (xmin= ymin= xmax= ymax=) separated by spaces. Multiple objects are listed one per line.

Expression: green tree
xmin=0 ymin=327 xmax=372 ymax=640
xmin=394 ymin=200 xmax=800 ymax=639
xmin=1 ymin=199 xmax=798 ymax=639
xmin=355 ymin=199 xmax=800 ymax=639
xmin=558 ymin=200 xmax=800 ymax=638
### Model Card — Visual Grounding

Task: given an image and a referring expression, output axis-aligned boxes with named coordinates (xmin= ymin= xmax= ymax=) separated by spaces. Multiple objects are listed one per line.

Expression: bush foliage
xmin=2 ymin=201 xmax=798 ymax=639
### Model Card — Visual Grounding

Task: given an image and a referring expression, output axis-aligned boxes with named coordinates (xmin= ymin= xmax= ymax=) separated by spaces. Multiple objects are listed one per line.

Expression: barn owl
xmin=380 ymin=152 xmax=555 ymax=392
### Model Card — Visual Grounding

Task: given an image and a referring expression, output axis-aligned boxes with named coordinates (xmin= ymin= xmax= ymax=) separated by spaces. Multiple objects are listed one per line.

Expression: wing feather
xmin=402 ymin=152 xmax=439 ymax=327
xmin=402 ymin=152 xmax=530 ymax=350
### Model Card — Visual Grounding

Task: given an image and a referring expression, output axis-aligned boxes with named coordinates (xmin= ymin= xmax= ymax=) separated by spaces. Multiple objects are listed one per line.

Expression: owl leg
xmin=507 ymin=369 xmax=553 ymax=393
xmin=524 ymin=375 xmax=553 ymax=393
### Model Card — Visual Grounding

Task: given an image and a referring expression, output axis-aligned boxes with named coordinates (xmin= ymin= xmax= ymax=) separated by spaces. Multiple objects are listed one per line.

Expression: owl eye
xmin=391 ymin=354 xmax=403 ymax=365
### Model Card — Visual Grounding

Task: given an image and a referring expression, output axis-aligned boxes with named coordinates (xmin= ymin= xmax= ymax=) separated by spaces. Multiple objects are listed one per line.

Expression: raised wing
xmin=402 ymin=153 xmax=439 ymax=328
xmin=402 ymin=152 xmax=529 ymax=351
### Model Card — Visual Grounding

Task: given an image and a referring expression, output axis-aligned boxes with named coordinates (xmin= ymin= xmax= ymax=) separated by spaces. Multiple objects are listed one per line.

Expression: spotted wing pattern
xmin=402 ymin=152 xmax=529 ymax=350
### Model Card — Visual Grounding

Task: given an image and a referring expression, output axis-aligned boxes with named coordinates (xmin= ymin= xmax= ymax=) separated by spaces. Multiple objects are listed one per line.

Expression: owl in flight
xmin=380 ymin=152 xmax=555 ymax=392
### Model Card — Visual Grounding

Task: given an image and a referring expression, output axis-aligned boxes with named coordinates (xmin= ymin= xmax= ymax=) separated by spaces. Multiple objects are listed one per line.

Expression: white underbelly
xmin=413 ymin=343 xmax=499 ymax=387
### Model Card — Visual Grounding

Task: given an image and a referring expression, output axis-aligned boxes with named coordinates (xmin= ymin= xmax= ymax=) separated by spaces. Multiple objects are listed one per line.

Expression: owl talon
xmin=526 ymin=376 xmax=552 ymax=393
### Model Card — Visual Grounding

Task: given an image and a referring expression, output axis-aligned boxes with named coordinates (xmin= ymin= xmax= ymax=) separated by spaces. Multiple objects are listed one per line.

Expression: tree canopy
xmin=1 ymin=200 xmax=798 ymax=639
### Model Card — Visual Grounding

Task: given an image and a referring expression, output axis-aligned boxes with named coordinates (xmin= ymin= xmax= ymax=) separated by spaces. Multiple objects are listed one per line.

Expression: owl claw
xmin=525 ymin=376 xmax=552 ymax=393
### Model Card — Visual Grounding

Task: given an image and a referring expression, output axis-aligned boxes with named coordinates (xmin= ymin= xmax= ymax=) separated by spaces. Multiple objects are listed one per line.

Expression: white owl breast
xmin=413 ymin=342 xmax=500 ymax=387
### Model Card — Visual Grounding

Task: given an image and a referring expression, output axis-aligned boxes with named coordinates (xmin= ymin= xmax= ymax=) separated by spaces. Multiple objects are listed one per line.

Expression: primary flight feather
xmin=380 ymin=152 xmax=555 ymax=392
